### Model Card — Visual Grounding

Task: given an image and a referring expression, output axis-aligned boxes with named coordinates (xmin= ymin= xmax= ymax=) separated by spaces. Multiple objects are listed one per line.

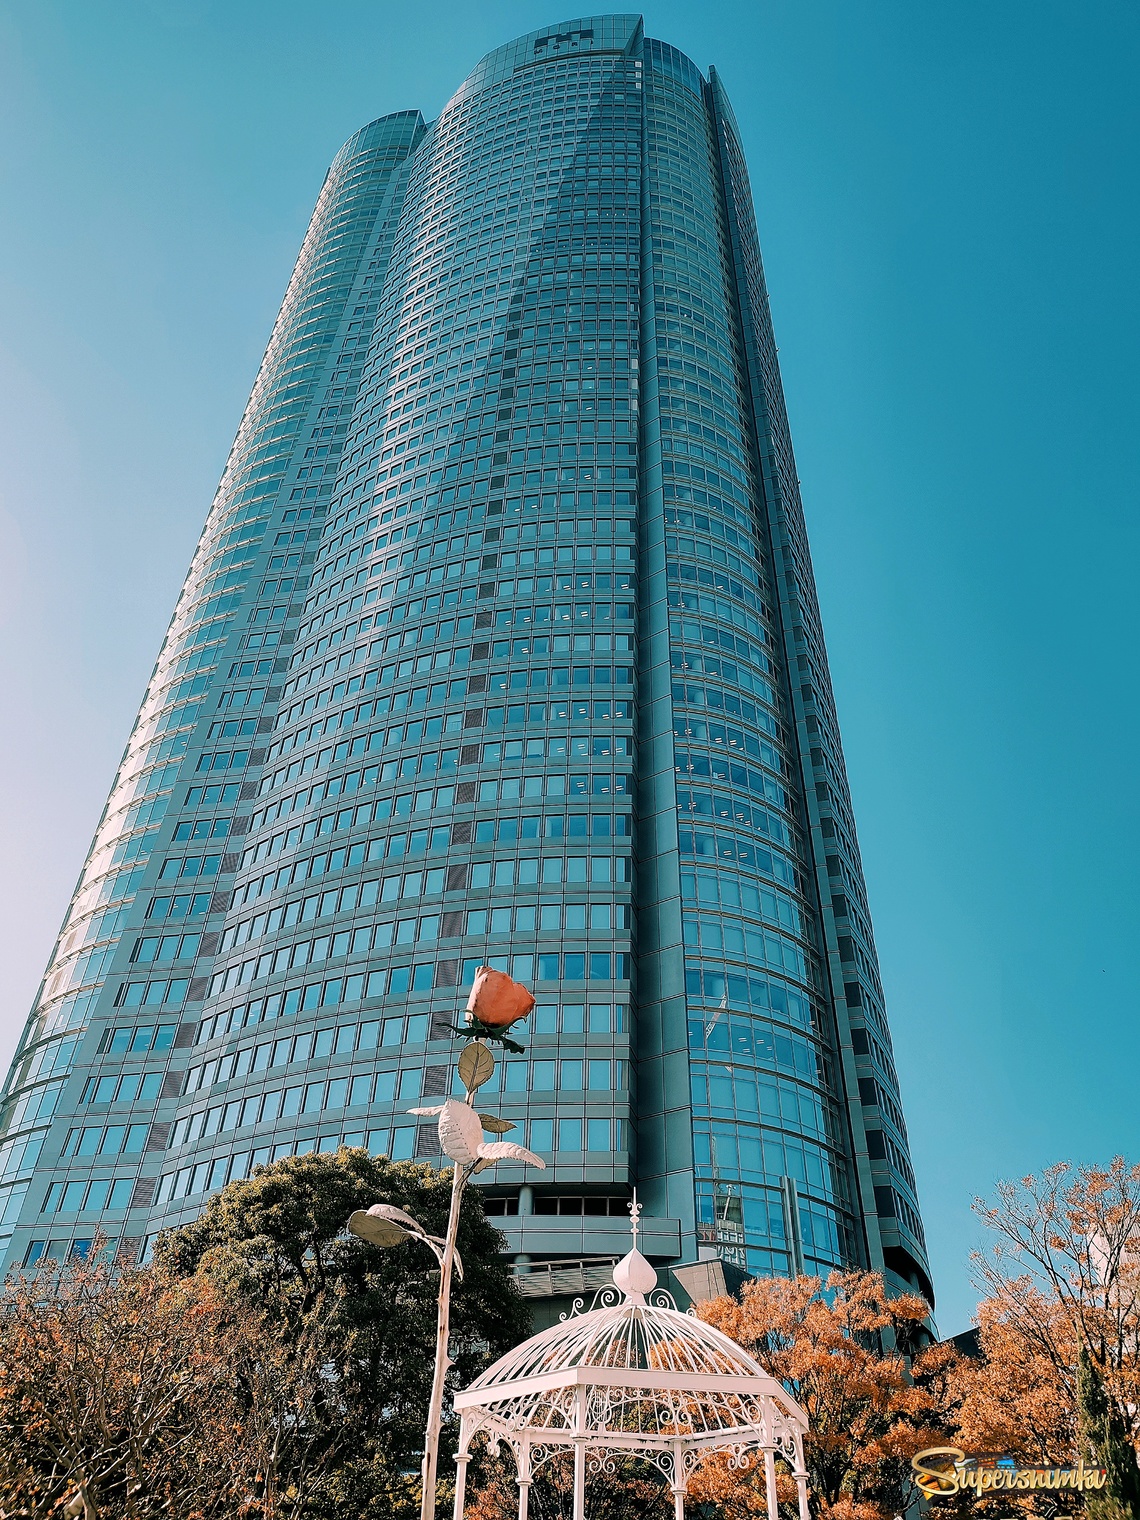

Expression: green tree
xmin=156 ymin=1145 xmax=530 ymax=1519
xmin=1078 ymin=1342 xmax=1140 ymax=1520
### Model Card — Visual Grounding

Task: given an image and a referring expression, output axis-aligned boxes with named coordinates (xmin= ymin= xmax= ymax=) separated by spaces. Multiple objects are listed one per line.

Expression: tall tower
xmin=0 ymin=17 xmax=932 ymax=1311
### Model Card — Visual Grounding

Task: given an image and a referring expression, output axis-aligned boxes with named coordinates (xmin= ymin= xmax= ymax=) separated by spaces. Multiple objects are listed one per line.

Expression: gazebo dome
xmin=451 ymin=1206 xmax=812 ymax=1520
xmin=466 ymin=1263 xmax=778 ymax=1399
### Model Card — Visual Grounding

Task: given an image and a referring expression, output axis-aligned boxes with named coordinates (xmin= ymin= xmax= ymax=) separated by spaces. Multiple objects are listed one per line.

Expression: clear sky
xmin=0 ymin=0 xmax=1136 ymax=1335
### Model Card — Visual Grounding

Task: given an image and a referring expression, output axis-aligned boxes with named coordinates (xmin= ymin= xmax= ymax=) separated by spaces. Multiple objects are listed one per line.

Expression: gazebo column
xmin=795 ymin=1470 xmax=810 ymax=1520
xmin=572 ymin=1440 xmax=586 ymax=1520
xmin=516 ymin=1438 xmax=532 ymax=1520
xmin=764 ymin=1449 xmax=779 ymax=1520
xmin=670 ymin=1442 xmax=686 ymax=1519
xmin=572 ymin=1388 xmax=587 ymax=1520
xmin=452 ymin=1420 xmax=470 ymax=1520
xmin=793 ymin=1435 xmax=811 ymax=1520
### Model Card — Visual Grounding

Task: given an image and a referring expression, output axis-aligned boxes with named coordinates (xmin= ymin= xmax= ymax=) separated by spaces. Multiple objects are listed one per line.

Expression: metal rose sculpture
xmin=449 ymin=964 xmax=536 ymax=1052
xmin=347 ymin=969 xmax=543 ymax=1520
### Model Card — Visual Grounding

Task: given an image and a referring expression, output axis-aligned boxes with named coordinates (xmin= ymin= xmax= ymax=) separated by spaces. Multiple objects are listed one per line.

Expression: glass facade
xmin=0 ymin=16 xmax=931 ymax=1306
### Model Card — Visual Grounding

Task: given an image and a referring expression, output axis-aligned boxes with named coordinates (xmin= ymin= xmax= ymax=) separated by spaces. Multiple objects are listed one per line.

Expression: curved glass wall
xmin=0 ymin=111 xmax=427 ymax=1270
xmin=0 ymin=17 xmax=929 ymax=1304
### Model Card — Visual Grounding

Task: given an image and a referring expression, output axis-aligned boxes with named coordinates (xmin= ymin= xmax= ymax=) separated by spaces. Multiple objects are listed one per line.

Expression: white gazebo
xmin=452 ymin=1205 xmax=811 ymax=1520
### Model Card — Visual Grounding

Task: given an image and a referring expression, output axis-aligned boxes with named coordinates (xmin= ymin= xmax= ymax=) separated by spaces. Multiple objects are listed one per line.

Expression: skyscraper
xmin=0 ymin=16 xmax=931 ymax=1310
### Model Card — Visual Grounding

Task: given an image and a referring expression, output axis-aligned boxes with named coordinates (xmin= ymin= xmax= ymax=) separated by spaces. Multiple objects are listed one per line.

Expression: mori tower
xmin=0 ymin=17 xmax=932 ymax=1309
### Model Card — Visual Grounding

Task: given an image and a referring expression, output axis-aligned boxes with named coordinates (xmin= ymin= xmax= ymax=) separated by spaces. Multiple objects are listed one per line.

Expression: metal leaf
xmin=408 ymin=1104 xmax=444 ymax=1116
xmin=458 ymin=1042 xmax=496 ymax=1093
xmin=363 ymin=1203 xmax=425 ymax=1233
xmin=427 ymin=1238 xmax=465 ymax=1281
xmin=477 ymin=1114 xmax=516 ymax=1134
xmin=476 ymin=1141 xmax=547 ymax=1169
xmin=348 ymin=1210 xmax=410 ymax=1248
xmin=438 ymin=1098 xmax=484 ymax=1165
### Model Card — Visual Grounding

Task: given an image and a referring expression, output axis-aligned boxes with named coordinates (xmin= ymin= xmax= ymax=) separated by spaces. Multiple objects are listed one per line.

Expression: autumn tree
xmin=0 ymin=1239 xmax=255 ymax=1519
xmin=0 ymin=1148 xmax=528 ymax=1520
xmin=157 ymin=1145 xmax=531 ymax=1519
xmin=694 ymin=1270 xmax=944 ymax=1520
xmin=959 ymin=1158 xmax=1140 ymax=1517
xmin=948 ymin=1293 xmax=1074 ymax=1470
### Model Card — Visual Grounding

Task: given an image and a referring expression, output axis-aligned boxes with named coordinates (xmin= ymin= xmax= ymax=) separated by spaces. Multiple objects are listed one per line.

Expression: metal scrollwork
xmin=586 ymin=1285 xmax=623 ymax=1312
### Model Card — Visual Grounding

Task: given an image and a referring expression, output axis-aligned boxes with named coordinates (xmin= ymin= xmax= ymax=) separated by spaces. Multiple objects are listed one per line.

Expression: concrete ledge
xmin=497 ymin=1213 xmax=682 ymax=1261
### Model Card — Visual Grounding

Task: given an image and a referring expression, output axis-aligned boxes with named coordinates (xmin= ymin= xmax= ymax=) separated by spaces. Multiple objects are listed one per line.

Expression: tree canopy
xmin=695 ymin=1270 xmax=944 ymax=1520
xmin=0 ymin=1147 xmax=529 ymax=1519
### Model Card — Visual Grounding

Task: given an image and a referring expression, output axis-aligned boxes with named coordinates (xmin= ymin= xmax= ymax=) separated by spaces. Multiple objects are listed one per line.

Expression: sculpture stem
xmin=421 ymin=1160 xmax=467 ymax=1520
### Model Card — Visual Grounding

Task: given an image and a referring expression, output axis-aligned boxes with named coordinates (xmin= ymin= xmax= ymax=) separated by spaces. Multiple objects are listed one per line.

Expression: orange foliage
xmin=951 ymin=1295 xmax=1075 ymax=1467
xmin=971 ymin=1158 xmax=1140 ymax=1447
xmin=697 ymin=1270 xmax=944 ymax=1520
xmin=0 ymin=1240 xmax=257 ymax=1518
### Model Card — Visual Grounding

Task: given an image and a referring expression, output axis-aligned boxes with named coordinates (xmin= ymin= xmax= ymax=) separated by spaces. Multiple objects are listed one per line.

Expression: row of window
xmin=458 ymin=810 xmax=631 ymax=840
xmin=253 ymin=761 xmax=633 ymax=843
xmin=95 ymin=1022 xmax=183 ymax=1060
xmin=157 ymin=854 xmax=223 ymax=881
xmin=131 ymin=932 xmax=200 ymax=964
xmin=261 ymin=693 xmax=637 ymax=792
xmin=685 ymin=965 xmax=817 ymax=1034
xmin=113 ymin=979 xmax=189 ymax=1009
xmin=181 ymin=1050 xmax=629 ymax=1139
xmin=684 ymin=910 xmax=814 ymax=984
xmin=81 ymin=1070 xmax=165 ymax=1105
xmin=171 ymin=817 xmax=231 ymax=842
xmin=224 ymin=818 xmax=628 ymax=942
xmin=306 ymin=567 xmax=636 ymax=650
xmin=176 ymin=1049 xmax=630 ymax=1147
xmin=205 ymin=946 xmax=631 ymax=1015
xmin=305 ymin=601 xmax=634 ymax=682
xmin=146 ymin=891 xmax=214 ymax=922
xmin=693 ymin=1064 xmax=845 ymax=1143
xmin=194 ymin=748 xmax=251 ymax=774
xmin=155 ymin=1110 xmax=628 ymax=1214
xmin=62 ymin=1122 xmax=151 ymax=1158
xmin=689 ymin=1014 xmax=831 ymax=1087
xmin=692 ymin=1123 xmax=851 ymax=1210
xmin=43 ymin=1176 xmax=134 ymax=1215
xmin=267 ymin=710 xmax=632 ymax=789
xmin=241 ymin=787 xmax=631 ymax=884
xmin=673 ymin=712 xmax=784 ymax=760
xmin=196 ymin=995 xmax=625 ymax=1047
xmin=667 ymin=587 xmax=767 ymax=644
xmin=210 ymin=899 xmax=628 ymax=995
xmin=665 ymin=535 xmax=760 ymax=591
xmin=296 ymin=574 xmax=636 ymax=670
xmin=235 ymin=859 xmax=628 ymax=931
xmin=680 ymin=782 xmax=791 ymax=838
xmin=499 ymin=1058 xmax=624 ymax=1093
xmin=308 ymin=526 xmax=633 ymax=646
xmin=185 ymin=782 xmax=242 ymax=808
xmin=673 ymin=678 xmax=781 ymax=734
xmin=677 ymin=740 xmax=789 ymax=793
xmin=670 ymin=623 xmax=771 ymax=682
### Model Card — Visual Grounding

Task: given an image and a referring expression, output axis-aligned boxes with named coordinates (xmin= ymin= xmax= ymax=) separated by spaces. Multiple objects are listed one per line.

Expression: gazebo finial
xmin=612 ymin=1190 xmax=657 ymax=1304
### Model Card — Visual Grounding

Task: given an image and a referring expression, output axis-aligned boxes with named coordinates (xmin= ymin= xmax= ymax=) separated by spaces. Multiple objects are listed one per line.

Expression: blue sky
xmin=0 ymin=0 xmax=1136 ymax=1335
